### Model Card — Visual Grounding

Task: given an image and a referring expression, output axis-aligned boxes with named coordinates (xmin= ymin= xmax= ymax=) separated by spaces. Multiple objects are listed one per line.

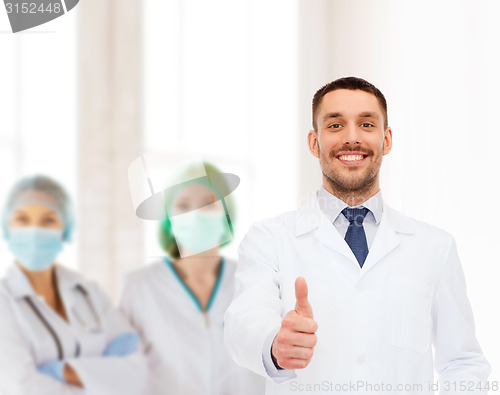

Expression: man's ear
xmin=307 ymin=129 xmax=320 ymax=158
xmin=383 ymin=127 xmax=392 ymax=156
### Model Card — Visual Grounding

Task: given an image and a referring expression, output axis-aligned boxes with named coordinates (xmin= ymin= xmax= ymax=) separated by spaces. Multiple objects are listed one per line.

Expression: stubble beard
xmin=318 ymin=144 xmax=383 ymax=201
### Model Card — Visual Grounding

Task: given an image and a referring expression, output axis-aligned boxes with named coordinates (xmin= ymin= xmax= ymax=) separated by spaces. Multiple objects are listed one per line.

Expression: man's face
xmin=308 ymin=89 xmax=392 ymax=194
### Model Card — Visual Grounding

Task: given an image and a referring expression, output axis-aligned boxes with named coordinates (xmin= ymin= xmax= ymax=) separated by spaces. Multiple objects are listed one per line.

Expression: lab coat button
xmin=357 ymin=356 xmax=365 ymax=364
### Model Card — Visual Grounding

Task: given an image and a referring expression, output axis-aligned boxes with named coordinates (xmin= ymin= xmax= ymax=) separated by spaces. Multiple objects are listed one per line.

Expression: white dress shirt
xmin=317 ymin=187 xmax=383 ymax=248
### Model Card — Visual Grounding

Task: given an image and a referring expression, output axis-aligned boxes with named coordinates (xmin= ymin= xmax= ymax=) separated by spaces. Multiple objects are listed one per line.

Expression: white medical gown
xmin=120 ymin=257 xmax=266 ymax=395
xmin=0 ymin=264 xmax=149 ymax=395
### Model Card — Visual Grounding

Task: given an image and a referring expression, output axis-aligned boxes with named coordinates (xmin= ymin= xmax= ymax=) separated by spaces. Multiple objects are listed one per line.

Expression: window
xmin=0 ymin=14 xmax=77 ymax=274
xmin=143 ymin=0 xmax=299 ymax=260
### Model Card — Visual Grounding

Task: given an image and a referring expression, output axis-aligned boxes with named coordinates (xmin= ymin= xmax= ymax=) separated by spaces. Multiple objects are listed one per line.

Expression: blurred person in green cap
xmin=120 ymin=161 xmax=265 ymax=395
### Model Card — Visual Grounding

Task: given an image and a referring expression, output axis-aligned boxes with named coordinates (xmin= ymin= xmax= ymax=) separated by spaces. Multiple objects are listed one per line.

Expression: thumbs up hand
xmin=294 ymin=276 xmax=314 ymax=319
xmin=271 ymin=277 xmax=318 ymax=370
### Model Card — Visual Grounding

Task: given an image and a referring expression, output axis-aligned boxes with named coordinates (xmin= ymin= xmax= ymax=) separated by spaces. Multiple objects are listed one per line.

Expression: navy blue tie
xmin=342 ymin=207 xmax=369 ymax=267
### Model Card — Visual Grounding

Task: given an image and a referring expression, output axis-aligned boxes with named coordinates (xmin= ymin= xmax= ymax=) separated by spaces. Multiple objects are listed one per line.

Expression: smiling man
xmin=224 ymin=77 xmax=491 ymax=394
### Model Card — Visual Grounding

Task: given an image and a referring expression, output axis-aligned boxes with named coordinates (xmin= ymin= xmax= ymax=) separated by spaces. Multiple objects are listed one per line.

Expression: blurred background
xmin=0 ymin=0 xmax=498 ymax=380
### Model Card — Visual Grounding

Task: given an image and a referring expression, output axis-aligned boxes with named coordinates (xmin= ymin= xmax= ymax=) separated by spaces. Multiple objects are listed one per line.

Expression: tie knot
xmin=342 ymin=207 xmax=369 ymax=226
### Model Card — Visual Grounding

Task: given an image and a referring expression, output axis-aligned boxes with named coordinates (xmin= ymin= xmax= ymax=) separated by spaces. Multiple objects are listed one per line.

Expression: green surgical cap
xmin=158 ymin=162 xmax=236 ymax=258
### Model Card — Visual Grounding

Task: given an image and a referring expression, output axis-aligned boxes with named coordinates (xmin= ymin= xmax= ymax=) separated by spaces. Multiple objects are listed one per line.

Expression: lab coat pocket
xmin=385 ymin=279 xmax=433 ymax=353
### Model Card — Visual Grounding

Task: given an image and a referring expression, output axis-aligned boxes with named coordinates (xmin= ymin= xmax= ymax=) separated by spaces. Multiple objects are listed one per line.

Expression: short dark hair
xmin=312 ymin=76 xmax=388 ymax=131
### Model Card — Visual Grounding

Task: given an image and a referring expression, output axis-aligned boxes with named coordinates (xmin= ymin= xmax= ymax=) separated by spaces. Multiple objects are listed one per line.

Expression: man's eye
xmin=328 ymin=124 xmax=342 ymax=129
xmin=361 ymin=123 xmax=374 ymax=128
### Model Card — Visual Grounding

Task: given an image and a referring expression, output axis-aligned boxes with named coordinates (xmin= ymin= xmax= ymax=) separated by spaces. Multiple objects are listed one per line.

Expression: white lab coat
xmin=0 ymin=264 xmax=149 ymax=395
xmin=119 ymin=257 xmax=266 ymax=395
xmin=224 ymin=195 xmax=491 ymax=395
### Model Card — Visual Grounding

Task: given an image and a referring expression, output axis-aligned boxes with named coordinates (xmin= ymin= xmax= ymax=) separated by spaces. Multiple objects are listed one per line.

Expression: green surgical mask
xmin=170 ymin=210 xmax=228 ymax=255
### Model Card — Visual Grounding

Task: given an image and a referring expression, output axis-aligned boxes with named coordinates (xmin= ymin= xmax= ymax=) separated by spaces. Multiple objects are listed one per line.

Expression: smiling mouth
xmin=337 ymin=154 xmax=368 ymax=162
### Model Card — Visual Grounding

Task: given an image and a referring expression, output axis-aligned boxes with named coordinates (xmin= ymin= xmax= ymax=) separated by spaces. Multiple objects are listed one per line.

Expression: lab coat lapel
xmin=359 ymin=209 xmax=400 ymax=276
xmin=295 ymin=196 xmax=357 ymax=263
xmin=359 ymin=204 xmax=414 ymax=277
xmin=295 ymin=196 xmax=415 ymax=274
xmin=4 ymin=264 xmax=35 ymax=299
xmin=315 ymin=214 xmax=357 ymax=262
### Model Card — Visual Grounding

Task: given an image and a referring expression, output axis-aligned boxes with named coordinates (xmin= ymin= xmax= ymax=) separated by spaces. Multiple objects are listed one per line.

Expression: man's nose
xmin=342 ymin=123 xmax=362 ymax=145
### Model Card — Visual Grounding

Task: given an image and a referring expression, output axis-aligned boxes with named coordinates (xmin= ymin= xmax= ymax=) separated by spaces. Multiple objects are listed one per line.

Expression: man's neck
xmin=323 ymin=180 xmax=380 ymax=207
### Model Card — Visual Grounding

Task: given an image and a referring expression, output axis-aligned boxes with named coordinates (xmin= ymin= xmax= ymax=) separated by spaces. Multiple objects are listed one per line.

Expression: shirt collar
xmin=317 ymin=186 xmax=384 ymax=224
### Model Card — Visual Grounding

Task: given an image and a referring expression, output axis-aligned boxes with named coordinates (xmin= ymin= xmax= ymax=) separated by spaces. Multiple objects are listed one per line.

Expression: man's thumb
xmin=295 ymin=277 xmax=313 ymax=319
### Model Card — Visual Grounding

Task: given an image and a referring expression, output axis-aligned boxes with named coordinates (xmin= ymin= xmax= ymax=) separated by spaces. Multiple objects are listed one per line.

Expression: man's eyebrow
xmin=359 ymin=111 xmax=379 ymax=119
xmin=322 ymin=112 xmax=342 ymax=122
xmin=322 ymin=111 xmax=380 ymax=122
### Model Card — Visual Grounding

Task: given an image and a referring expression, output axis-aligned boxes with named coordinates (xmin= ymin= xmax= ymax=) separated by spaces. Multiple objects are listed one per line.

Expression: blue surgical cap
xmin=2 ymin=175 xmax=75 ymax=241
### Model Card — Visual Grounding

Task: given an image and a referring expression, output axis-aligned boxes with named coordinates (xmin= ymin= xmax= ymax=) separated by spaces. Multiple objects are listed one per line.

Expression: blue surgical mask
xmin=7 ymin=227 xmax=64 ymax=271
xmin=171 ymin=210 xmax=229 ymax=255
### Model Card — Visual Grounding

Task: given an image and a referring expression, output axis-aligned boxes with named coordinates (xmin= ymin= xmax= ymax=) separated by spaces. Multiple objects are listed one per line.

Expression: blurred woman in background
xmin=120 ymin=162 xmax=265 ymax=395
xmin=0 ymin=175 xmax=149 ymax=395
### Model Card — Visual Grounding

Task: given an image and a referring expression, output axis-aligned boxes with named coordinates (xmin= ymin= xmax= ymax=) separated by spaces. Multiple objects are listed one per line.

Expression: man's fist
xmin=271 ymin=277 xmax=318 ymax=370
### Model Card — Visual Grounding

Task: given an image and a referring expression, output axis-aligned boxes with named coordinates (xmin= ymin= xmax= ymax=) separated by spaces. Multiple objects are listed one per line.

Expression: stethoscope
xmin=23 ymin=284 xmax=101 ymax=360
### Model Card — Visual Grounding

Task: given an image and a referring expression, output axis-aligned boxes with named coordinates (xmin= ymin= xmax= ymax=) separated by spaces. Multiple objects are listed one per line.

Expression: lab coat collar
xmin=295 ymin=193 xmax=414 ymax=236
xmin=4 ymin=264 xmax=34 ymax=299
xmin=294 ymin=192 xmax=415 ymax=274
xmin=5 ymin=263 xmax=85 ymax=300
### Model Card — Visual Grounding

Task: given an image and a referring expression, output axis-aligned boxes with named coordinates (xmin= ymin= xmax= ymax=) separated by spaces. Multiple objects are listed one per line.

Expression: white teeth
xmin=339 ymin=155 xmax=364 ymax=161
